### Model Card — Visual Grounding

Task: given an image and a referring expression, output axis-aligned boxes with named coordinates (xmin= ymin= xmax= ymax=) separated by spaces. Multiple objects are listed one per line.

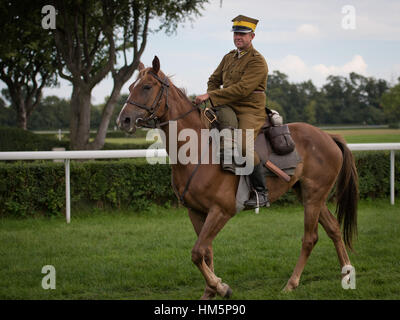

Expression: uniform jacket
xmin=207 ymin=45 xmax=268 ymax=116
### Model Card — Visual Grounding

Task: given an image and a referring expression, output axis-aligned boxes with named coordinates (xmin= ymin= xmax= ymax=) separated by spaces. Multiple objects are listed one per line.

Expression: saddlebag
xmin=267 ymin=124 xmax=295 ymax=155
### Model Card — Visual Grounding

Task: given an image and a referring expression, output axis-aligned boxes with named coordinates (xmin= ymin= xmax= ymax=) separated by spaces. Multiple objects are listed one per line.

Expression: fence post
xmin=390 ymin=150 xmax=395 ymax=205
xmin=65 ymin=159 xmax=71 ymax=223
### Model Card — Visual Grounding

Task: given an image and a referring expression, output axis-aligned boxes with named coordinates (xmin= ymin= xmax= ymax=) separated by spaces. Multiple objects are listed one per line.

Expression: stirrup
xmin=244 ymin=189 xmax=270 ymax=212
xmin=255 ymin=190 xmax=260 ymax=214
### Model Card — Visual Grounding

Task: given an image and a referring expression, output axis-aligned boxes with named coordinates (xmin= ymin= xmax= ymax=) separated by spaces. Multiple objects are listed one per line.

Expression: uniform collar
xmin=235 ymin=45 xmax=253 ymax=59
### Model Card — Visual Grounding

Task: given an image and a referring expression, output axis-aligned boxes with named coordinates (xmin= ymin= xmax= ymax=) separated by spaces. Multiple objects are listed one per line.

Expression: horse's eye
xmin=143 ymin=84 xmax=152 ymax=90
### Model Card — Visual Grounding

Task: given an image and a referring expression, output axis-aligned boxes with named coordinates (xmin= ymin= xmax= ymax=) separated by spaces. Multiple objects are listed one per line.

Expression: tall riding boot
xmin=244 ymin=162 xmax=270 ymax=209
xmin=220 ymin=147 xmax=236 ymax=174
xmin=220 ymin=129 xmax=237 ymax=174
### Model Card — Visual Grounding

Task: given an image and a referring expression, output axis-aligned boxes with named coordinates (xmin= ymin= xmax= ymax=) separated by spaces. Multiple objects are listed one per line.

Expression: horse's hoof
xmin=200 ymin=287 xmax=216 ymax=300
xmin=216 ymin=282 xmax=232 ymax=298
xmin=282 ymin=285 xmax=293 ymax=293
xmin=217 ymin=283 xmax=233 ymax=299
xmin=282 ymin=280 xmax=298 ymax=292
xmin=223 ymin=286 xmax=233 ymax=299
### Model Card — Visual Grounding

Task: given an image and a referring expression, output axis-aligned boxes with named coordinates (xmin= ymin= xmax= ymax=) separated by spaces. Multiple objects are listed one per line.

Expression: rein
xmin=125 ymin=71 xmax=212 ymax=208
xmin=125 ymin=71 xmax=198 ymax=129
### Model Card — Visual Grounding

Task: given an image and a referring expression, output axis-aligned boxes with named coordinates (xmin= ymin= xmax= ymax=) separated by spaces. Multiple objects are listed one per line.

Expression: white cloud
xmin=313 ymin=55 xmax=368 ymax=77
xmin=4 ymin=0 xmax=399 ymax=103
xmin=274 ymin=55 xmax=307 ymax=74
xmin=270 ymin=54 xmax=369 ymax=86
xmin=296 ymin=24 xmax=320 ymax=37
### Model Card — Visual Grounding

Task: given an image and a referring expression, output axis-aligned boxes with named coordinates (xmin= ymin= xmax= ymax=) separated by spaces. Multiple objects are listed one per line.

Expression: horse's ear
xmin=152 ymin=56 xmax=160 ymax=74
xmin=138 ymin=62 xmax=144 ymax=71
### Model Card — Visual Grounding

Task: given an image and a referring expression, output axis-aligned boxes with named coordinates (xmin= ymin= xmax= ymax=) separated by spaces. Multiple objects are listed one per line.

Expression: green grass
xmin=104 ymin=137 xmax=155 ymax=145
xmin=323 ymin=129 xmax=400 ymax=144
xmin=102 ymin=128 xmax=400 ymax=147
xmin=0 ymin=199 xmax=399 ymax=300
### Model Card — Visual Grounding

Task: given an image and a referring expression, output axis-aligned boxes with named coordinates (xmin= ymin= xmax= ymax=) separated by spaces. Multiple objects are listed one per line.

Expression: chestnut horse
xmin=117 ymin=56 xmax=358 ymax=299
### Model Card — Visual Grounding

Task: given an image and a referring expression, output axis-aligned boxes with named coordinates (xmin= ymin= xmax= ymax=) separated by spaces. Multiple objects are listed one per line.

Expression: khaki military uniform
xmin=207 ymin=45 xmax=268 ymax=164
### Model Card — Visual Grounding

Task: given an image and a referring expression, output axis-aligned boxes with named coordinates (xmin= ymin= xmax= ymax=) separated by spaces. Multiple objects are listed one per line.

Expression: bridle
xmin=124 ymin=70 xmax=219 ymax=208
xmin=125 ymin=71 xmax=199 ymax=129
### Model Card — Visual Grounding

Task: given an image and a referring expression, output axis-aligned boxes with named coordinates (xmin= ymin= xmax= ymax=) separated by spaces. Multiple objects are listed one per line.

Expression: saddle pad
xmin=254 ymin=128 xmax=302 ymax=176
xmin=266 ymin=149 xmax=302 ymax=176
xmin=235 ymin=133 xmax=302 ymax=213
xmin=235 ymin=150 xmax=301 ymax=213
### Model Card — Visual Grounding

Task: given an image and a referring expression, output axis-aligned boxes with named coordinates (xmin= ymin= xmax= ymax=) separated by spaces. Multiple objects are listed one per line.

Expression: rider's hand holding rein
xmin=195 ymin=93 xmax=209 ymax=105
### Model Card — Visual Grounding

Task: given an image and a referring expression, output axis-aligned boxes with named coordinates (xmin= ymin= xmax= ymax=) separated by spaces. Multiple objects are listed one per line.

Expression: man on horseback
xmin=195 ymin=15 xmax=269 ymax=209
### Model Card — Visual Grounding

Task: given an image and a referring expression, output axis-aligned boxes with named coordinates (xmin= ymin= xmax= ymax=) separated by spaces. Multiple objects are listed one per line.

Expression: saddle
xmin=255 ymin=109 xmax=301 ymax=181
xmin=207 ymin=105 xmax=301 ymax=179
xmin=235 ymin=109 xmax=302 ymax=212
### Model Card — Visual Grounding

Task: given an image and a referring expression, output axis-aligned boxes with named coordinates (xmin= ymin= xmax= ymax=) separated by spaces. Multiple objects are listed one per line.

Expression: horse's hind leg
xmin=191 ymin=206 xmax=233 ymax=299
xmin=318 ymin=205 xmax=351 ymax=269
xmin=283 ymin=201 xmax=320 ymax=291
xmin=188 ymin=208 xmax=216 ymax=300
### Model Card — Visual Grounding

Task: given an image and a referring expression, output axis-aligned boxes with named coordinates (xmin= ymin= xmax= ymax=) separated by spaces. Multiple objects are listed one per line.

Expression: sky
xmin=4 ymin=0 xmax=400 ymax=104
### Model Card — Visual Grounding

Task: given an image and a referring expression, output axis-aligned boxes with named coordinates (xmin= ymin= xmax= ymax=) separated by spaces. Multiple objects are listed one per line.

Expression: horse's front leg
xmin=191 ymin=205 xmax=233 ymax=299
xmin=188 ymin=208 xmax=216 ymax=300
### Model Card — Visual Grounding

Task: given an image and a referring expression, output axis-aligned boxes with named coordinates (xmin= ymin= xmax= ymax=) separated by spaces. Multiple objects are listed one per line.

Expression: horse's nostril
xmin=124 ymin=117 xmax=131 ymax=125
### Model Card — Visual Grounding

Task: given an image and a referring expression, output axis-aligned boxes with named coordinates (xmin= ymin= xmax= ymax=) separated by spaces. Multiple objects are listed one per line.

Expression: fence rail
xmin=1 ymin=143 xmax=399 ymax=223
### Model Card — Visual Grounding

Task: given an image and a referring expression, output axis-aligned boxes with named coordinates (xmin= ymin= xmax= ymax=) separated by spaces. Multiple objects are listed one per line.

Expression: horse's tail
xmin=330 ymin=134 xmax=359 ymax=251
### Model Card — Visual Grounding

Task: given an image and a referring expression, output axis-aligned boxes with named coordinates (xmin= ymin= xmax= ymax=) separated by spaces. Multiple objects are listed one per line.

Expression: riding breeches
xmin=214 ymin=105 xmax=266 ymax=165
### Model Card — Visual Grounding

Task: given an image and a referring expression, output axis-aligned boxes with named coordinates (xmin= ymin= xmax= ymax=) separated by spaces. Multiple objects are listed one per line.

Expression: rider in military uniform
xmin=195 ymin=15 xmax=270 ymax=209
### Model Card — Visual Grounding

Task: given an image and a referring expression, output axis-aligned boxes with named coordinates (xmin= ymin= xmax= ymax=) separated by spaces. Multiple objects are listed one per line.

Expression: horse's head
xmin=117 ymin=56 xmax=169 ymax=133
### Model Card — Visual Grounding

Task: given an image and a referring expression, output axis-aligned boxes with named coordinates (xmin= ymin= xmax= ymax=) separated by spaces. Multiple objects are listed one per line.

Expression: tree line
xmin=0 ymin=71 xmax=400 ymax=130
xmin=1 ymin=0 xmax=399 ymax=149
xmin=266 ymin=71 xmax=399 ymax=126
xmin=0 ymin=0 xmax=208 ymax=149
xmin=1 ymin=70 xmax=400 ymax=131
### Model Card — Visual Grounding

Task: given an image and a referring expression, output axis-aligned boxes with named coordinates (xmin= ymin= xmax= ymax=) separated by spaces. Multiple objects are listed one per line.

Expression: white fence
xmin=0 ymin=143 xmax=399 ymax=223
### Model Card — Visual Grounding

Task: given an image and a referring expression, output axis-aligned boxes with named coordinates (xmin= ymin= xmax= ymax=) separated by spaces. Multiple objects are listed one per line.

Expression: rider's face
xmin=233 ymin=32 xmax=255 ymax=50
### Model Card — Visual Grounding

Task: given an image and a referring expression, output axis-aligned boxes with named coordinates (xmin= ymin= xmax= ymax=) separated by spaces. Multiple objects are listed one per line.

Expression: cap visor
xmin=231 ymin=26 xmax=253 ymax=33
xmin=231 ymin=28 xmax=253 ymax=33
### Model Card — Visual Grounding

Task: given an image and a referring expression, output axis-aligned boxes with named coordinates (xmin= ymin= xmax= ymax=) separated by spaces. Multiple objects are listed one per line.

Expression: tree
xmin=50 ymin=0 xmax=208 ymax=150
xmin=304 ymin=100 xmax=317 ymax=125
xmin=28 ymin=96 xmax=70 ymax=130
xmin=381 ymin=80 xmax=400 ymax=126
xmin=0 ymin=1 xmax=58 ymax=130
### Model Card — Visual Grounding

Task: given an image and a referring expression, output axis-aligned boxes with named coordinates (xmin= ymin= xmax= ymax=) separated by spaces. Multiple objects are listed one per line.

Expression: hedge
xmin=0 ymin=126 xmax=69 ymax=151
xmin=0 ymin=126 xmax=153 ymax=151
xmin=0 ymin=152 xmax=399 ymax=217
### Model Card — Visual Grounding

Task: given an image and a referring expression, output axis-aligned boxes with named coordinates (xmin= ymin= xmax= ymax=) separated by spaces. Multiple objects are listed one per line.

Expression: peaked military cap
xmin=231 ymin=15 xmax=259 ymax=33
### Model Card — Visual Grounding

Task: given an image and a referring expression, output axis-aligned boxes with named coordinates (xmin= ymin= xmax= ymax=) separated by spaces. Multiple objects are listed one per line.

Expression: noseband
xmin=125 ymin=71 xmax=198 ymax=129
xmin=124 ymin=70 xmax=217 ymax=208
xmin=125 ymin=71 xmax=171 ymax=128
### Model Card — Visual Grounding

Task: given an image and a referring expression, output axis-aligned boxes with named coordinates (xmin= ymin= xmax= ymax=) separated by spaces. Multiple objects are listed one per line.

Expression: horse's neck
xmin=162 ymin=87 xmax=204 ymax=155
xmin=161 ymin=86 xmax=221 ymax=195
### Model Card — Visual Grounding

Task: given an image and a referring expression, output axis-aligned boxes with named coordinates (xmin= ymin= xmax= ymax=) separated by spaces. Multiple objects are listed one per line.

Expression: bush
xmin=388 ymin=122 xmax=400 ymax=129
xmin=0 ymin=159 xmax=173 ymax=217
xmin=102 ymin=141 xmax=154 ymax=150
xmin=0 ymin=126 xmax=69 ymax=151
xmin=355 ymin=151 xmax=400 ymax=198
xmin=0 ymin=152 xmax=398 ymax=217
xmin=0 ymin=126 xmax=152 ymax=151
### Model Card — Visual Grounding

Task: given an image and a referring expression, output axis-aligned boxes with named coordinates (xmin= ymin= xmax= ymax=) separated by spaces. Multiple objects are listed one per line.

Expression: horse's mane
xmin=139 ymin=68 xmax=211 ymax=129
xmin=168 ymin=76 xmax=211 ymax=129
